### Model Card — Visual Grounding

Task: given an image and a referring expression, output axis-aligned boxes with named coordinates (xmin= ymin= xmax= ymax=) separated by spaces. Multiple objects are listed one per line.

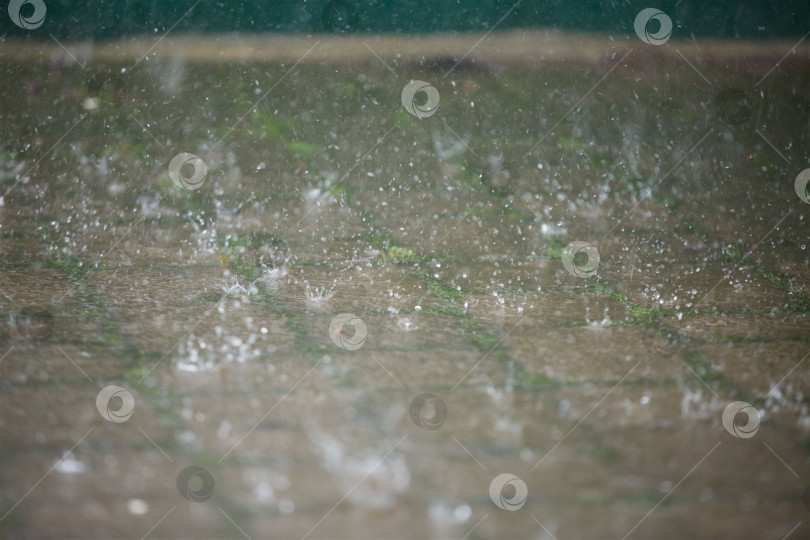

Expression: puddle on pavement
xmin=1 ymin=32 xmax=810 ymax=539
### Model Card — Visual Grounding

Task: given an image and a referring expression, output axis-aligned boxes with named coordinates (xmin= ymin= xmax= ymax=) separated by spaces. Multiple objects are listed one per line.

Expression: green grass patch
xmin=559 ymin=136 xmax=585 ymax=151
xmin=251 ymin=109 xmax=293 ymax=139
xmin=425 ymin=279 xmax=464 ymax=303
xmin=651 ymin=193 xmax=684 ymax=212
xmin=327 ymin=183 xmax=348 ymax=200
xmin=231 ymin=264 xmax=257 ymax=282
xmin=388 ymin=245 xmax=417 ymax=260
xmin=362 ymin=232 xmax=396 ymax=250
xmin=757 ymin=268 xmax=791 ymax=291
xmin=624 ymin=303 xmax=670 ymax=326
xmin=515 ymin=371 xmax=559 ymax=391
xmin=416 ymin=305 xmax=467 ymax=317
xmin=786 ymin=294 xmax=810 ymax=315
xmin=43 ymin=257 xmax=87 ymax=280
xmin=393 ymin=108 xmax=416 ymax=127
xmin=584 ymin=278 xmax=672 ymax=326
xmin=584 ymin=280 xmax=616 ymax=298
xmin=287 ymin=140 xmax=318 ymax=159
xmin=722 ymin=243 xmax=747 ymax=265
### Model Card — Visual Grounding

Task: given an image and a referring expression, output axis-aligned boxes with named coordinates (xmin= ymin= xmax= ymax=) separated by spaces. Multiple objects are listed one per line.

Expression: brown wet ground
xmin=1 ymin=31 xmax=810 ymax=539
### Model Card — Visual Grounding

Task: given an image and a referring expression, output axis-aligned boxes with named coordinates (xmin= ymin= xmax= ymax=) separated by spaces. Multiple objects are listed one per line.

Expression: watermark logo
xmin=489 ymin=473 xmax=528 ymax=511
xmin=8 ymin=0 xmax=46 ymax=30
xmin=634 ymin=8 xmax=672 ymax=46
xmin=794 ymin=168 xmax=810 ymax=205
xmin=6 ymin=306 xmax=53 ymax=341
xmin=642 ymin=326 xmax=680 ymax=358
xmin=483 ymin=160 xmax=520 ymax=194
xmin=176 ymin=466 xmax=215 ymax=502
xmin=321 ymin=0 xmax=358 ymax=32
xmin=329 ymin=313 xmax=367 ymax=350
xmin=401 ymin=81 xmax=440 ymax=119
xmin=714 ymin=88 xmax=752 ymax=125
xmin=168 ymin=152 xmax=207 ymax=190
xmin=96 ymin=385 xmax=135 ymax=423
xmin=561 ymin=241 xmax=600 ymax=278
xmin=409 ymin=393 xmax=447 ymax=430
xmin=722 ymin=401 xmax=760 ymax=439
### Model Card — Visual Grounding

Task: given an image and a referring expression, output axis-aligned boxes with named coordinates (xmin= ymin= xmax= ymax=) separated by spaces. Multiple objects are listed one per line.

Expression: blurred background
xmin=2 ymin=0 xmax=809 ymax=39
xmin=1 ymin=1 xmax=809 ymax=540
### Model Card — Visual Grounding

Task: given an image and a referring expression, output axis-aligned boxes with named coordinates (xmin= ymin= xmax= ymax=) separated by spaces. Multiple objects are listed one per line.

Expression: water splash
xmin=305 ymin=424 xmax=410 ymax=510
xmin=305 ymin=284 xmax=335 ymax=303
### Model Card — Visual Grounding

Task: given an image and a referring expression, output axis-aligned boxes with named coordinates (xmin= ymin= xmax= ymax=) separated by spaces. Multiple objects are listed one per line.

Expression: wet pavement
xmin=1 ymin=31 xmax=810 ymax=539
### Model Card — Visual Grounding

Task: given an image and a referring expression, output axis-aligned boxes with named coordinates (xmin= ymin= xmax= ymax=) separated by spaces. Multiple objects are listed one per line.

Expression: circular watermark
xmin=561 ymin=241 xmax=600 ymax=278
xmin=714 ymin=88 xmax=752 ymax=125
xmin=722 ymin=401 xmax=760 ymax=439
xmin=8 ymin=306 xmax=54 ymax=341
xmin=96 ymin=385 xmax=135 ymax=423
xmin=409 ymin=393 xmax=447 ymax=430
xmin=401 ymin=81 xmax=440 ymax=119
xmin=794 ymin=168 xmax=810 ymax=205
xmin=8 ymin=0 xmax=46 ymax=30
xmin=321 ymin=0 xmax=358 ymax=32
xmin=329 ymin=313 xmax=367 ymax=350
xmin=634 ymin=8 xmax=672 ymax=46
xmin=642 ymin=326 xmax=680 ymax=358
xmin=168 ymin=152 xmax=207 ymax=190
xmin=489 ymin=473 xmax=528 ymax=511
xmin=483 ymin=161 xmax=520 ymax=194
xmin=176 ymin=465 xmax=215 ymax=502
